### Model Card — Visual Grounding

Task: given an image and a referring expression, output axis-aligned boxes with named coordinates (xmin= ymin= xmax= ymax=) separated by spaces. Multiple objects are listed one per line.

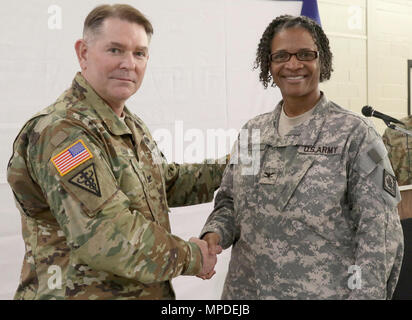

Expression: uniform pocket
xmin=58 ymin=158 xmax=119 ymax=218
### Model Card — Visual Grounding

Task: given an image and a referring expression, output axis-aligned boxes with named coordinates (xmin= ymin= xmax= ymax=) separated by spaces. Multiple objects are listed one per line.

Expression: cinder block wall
xmin=319 ymin=0 xmax=412 ymax=134
xmin=367 ymin=0 xmax=412 ymax=133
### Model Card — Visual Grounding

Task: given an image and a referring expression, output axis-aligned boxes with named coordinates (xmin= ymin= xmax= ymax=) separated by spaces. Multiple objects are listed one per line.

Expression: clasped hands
xmin=189 ymin=232 xmax=222 ymax=280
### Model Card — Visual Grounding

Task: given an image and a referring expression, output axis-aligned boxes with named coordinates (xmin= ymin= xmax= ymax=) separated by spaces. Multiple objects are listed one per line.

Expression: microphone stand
xmin=384 ymin=120 xmax=412 ymax=137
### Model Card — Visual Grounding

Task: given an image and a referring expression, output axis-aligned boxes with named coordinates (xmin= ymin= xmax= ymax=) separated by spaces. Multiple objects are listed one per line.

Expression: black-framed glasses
xmin=269 ymin=50 xmax=318 ymax=63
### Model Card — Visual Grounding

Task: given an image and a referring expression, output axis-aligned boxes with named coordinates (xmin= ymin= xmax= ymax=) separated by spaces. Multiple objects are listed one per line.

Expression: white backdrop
xmin=0 ymin=0 xmax=302 ymax=299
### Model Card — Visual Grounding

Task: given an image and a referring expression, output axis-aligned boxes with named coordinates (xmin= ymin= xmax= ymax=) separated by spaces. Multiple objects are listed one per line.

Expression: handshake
xmin=189 ymin=232 xmax=222 ymax=280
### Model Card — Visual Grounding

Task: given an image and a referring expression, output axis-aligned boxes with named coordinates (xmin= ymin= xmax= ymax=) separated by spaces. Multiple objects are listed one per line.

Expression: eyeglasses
xmin=269 ymin=50 xmax=318 ymax=63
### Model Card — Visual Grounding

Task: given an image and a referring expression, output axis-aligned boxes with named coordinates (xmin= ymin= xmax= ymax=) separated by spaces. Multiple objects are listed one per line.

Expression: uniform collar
xmin=71 ymin=72 xmax=132 ymax=136
xmin=261 ymin=92 xmax=328 ymax=147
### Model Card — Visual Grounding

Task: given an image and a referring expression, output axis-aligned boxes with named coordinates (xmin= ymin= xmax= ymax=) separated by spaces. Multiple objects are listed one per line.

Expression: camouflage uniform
xmin=382 ymin=115 xmax=412 ymax=186
xmin=8 ymin=72 xmax=227 ymax=300
xmin=382 ymin=116 xmax=412 ymax=300
xmin=201 ymin=94 xmax=404 ymax=299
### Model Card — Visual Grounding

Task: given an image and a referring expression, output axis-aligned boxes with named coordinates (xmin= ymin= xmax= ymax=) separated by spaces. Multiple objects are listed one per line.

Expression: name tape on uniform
xmin=298 ymin=145 xmax=340 ymax=155
xmin=51 ymin=139 xmax=93 ymax=176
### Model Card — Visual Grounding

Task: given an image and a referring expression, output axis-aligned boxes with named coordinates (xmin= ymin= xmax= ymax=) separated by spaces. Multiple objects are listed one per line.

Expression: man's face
xmin=270 ymin=27 xmax=320 ymax=101
xmin=79 ymin=17 xmax=149 ymax=109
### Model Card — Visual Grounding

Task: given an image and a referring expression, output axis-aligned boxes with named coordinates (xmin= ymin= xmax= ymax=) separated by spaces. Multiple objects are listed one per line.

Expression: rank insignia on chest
xmin=68 ymin=163 xmax=101 ymax=197
xmin=383 ymin=169 xmax=397 ymax=198
xmin=51 ymin=139 xmax=93 ymax=176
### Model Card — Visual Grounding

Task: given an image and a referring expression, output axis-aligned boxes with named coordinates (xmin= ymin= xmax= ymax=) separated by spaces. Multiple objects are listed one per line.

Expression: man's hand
xmin=189 ymin=237 xmax=218 ymax=279
xmin=195 ymin=232 xmax=223 ymax=280
xmin=202 ymin=232 xmax=222 ymax=256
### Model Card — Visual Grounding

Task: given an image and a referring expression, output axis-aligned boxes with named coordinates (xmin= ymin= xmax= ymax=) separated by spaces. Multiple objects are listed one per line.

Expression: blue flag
xmin=301 ymin=0 xmax=321 ymax=26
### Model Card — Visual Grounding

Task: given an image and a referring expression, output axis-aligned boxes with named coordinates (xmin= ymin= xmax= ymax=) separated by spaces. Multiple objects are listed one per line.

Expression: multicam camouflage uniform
xmin=382 ymin=116 xmax=412 ymax=186
xmin=201 ymin=94 xmax=404 ymax=299
xmin=8 ymin=72 xmax=227 ymax=300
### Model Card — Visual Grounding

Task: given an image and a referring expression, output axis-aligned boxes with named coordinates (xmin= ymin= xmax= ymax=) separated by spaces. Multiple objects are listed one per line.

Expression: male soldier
xmin=383 ymin=117 xmax=412 ymax=186
xmin=383 ymin=119 xmax=412 ymax=300
xmin=7 ymin=4 xmax=226 ymax=299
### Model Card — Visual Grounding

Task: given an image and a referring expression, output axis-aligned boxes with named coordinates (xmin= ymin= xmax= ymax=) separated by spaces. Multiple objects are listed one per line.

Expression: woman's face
xmin=270 ymin=27 xmax=321 ymax=102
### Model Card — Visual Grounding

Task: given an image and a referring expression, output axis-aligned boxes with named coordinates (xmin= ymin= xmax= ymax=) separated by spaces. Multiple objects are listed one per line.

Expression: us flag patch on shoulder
xmin=51 ymin=139 xmax=93 ymax=176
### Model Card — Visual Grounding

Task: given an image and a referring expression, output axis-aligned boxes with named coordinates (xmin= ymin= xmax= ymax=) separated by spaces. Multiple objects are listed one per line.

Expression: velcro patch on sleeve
xmin=367 ymin=148 xmax=383 ymax=164
xmin=51 ymin=139 xmax=93 ymax=176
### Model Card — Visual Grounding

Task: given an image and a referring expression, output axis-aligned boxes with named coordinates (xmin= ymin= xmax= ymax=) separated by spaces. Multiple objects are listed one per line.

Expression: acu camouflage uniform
xmin=8 ymin=72 xmax=227 ymax=300
xmin=201 ymin=94 xmax=404 ymax=299
xmin=382 ymin=115 xmax=412 ymax=186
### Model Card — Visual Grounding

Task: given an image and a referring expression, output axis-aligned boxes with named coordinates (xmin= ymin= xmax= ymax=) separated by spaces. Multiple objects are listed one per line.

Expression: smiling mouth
xmin=111 ymin=77 xmax=135 ymax=83
xmin=284 ymin=76 xmax=305 ymax=80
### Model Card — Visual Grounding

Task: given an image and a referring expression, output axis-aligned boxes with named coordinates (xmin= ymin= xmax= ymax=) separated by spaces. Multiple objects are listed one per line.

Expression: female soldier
xmin=200 ymin=15 xmax=404 ymax=299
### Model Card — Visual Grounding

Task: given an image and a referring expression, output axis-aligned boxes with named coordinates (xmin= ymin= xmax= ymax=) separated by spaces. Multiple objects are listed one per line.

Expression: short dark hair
xmin=254 ymin=15 xmax=333 ymax=89
xmin=83 ymin=4 xmax=153 ymax=40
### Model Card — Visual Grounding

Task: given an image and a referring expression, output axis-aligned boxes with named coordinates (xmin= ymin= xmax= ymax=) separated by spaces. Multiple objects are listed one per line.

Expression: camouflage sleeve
xmin=381 ymin=127 xmax=392 ymax=154
xmin=22 ymin=123 xmax=202 ymax=283
xmin=198 ymin=138 xmax=241 ymax=249
xmin=348 ymin=126 xmax=404 ymax=299
xmin=382 ymin=127 xmax=398 ymax=177
xmin=382 ymin=125 xmax=412 ymax=186
xmin=133 ymin=117 xmax=228 ymax=208
xmin=163 ymin=156 xmax=229 ymax=207
xmin=198 ymin=161 xmax=239 ymax=249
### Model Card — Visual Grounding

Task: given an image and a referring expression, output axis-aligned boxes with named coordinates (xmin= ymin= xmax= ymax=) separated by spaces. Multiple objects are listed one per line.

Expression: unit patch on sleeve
xmin=51 ymin=139 xmax=93 ymax=176
xmin=383 ymin=169 xmax=397 ymax=198
xmin=68 ymin=163 xmax=101 ymax=197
